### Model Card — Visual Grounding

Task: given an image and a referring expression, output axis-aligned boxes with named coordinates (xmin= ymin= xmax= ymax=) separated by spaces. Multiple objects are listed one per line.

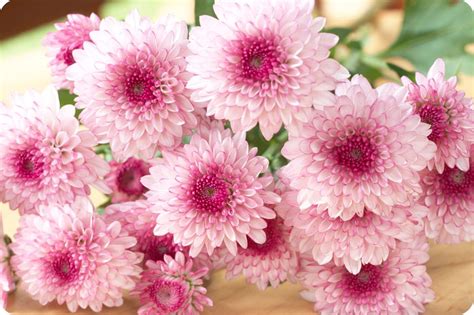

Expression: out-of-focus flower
xmin=105 ymin=158 xmax=151 ymax=203
xmin=402 ymin=58 xmax=474 ymax=173
xmin=43 ymin=13 xmax=100 ymax=91
xmin=10 ymin=198 xmax=142 ymax=312
xmin=419 ymin=146 xmax=474 ymax=243
xmin=277 ymin=188 xmax=427 ymax=274
xmin=132 ymin=252 xmax=212 ymax=315
xmin=67 ymin=11 xmax=198 ymax=160
xmin=298 ymin=236 xmax=434 ymax=315
xmin=0 ymin=215 xmax=14 ymax=310
xmin=0 ymin=86 xmax=110 ymax=214
xmin=281 ymin=75 xmax=436 ymax=220
xmin=142 ymin=127 xmax=280 ymax=257
xmin=187 ymin=0 xmax=349 ymax=140
xmin=224 ymin=216 xmax=298 ymax=290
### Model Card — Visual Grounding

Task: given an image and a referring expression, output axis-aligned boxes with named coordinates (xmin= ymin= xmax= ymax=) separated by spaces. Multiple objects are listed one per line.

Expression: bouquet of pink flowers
xmin=1 ymin=0 xmax=473 ymax=314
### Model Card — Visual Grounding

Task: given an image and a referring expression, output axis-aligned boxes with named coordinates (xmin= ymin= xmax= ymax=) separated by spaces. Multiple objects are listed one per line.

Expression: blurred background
xmin=0 ymin=0 xmax=473 ymax=237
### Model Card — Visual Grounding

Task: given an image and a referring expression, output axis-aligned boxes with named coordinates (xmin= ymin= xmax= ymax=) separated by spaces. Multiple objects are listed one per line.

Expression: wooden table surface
xmin=5 ymin=241 xmax=474 ymax=315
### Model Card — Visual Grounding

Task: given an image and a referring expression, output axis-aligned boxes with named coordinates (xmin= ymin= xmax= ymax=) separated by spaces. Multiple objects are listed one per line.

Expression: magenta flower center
xmin=239 ymin=37 xmax=280 ymax=82
xmin=139 ymin=232 xmax=182 ymax=263
xmin=439 ymin=166 xmax=472 ymax=197
xmin=125 ymin=67 xmax=161 ymax=105
xmin=14 ymin=149 xmax=45 ymax=180
xmin=49 ymin=252 xmax=80 ymax=284
xmin=245 ymin=219 xmax=282 ymax=256
xmin=343 ymin=264 xmax=386 ymax=297
xmin=190 ymin=173 xmax=230 ymax=213
xmin=116 ymin=158 xmax=150 ymax=196
xmin=334 ymin=134 xmax=378 ymax=174
xmin=417 ymin=103 xmax=448 ymax=143
xmin=148 ymin=279 xmax=188 ymax=313
xmin=57 ymin=43 xmax=82 ymax=66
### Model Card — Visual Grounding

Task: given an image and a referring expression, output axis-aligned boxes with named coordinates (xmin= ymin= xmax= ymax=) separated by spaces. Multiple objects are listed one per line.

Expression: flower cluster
xmin=1 ymin=0 xmax=472 ymax=314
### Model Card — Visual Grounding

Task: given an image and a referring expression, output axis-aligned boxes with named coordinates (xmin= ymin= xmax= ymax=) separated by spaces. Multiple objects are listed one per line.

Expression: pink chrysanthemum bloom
xmin=67 ymin=11 xmax=198 ymax=160
xmin=43 ymin=13 xmax=100 ymax=91
xmin=10 ymin=198 xmax=142 ymax=312
xmin=0 ymin=218 xmax=14 ymax=310
xmin=277 ymin=188 xmax=427 ymax=274
xmin=142 ymin=127 xmax=280 ymax=257
xmin=419 ymin=146 xmax=474 ymax=243
xmin=0 ymin=86 xmax=110 ymax=214
xmin=298 ymin=236 xmax=434 ymax=315
xmin=281 ymin=75 xmax=436 ymax=220
xmin=402 ymin=58 xmax=474 ymax=173
xmin=224 ymin=216 xmax=298 ymax=290
xmin=187 ymin=0 xmax=349 ymax=140
xmin=132 ymin=252 xmax=212 ymax=315
xmin=105 ymin=158 xmax=151 ymax=203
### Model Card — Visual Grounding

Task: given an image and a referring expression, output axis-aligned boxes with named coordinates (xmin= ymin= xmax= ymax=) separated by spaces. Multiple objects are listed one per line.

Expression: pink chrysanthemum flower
xmin=142 ymin=127 xmax=280 ymax=257
xmin=402 ymin=58 xmax=474 ymax=173
xmin=281 ymin=75 xmax=436 ymax=220
xmin=187 ymin=0 xmax=349 ymax=140
xmin=0 ymin=86 xmax=110 ymax=214
xmin=419 ymin=146 xmax=474 ymax=243
xmin=298 ymin=236 xmax=434 ymax=315
xmin=43 ymin=13 xmax=100 ymax=91
xmin=224 ymin=216 xmax=298 ymax=290
xmin=105 ymin=158 xmax=151 ymax=203
xmin=10 ymin=198 xmax=142 ymax=312
xmin=132 ymin=252 xmax=212 ymax=315
xmin=67 ymin=11 xmax=198 ymax=160
xmin=277 ymin=188 xmax=427 ymax=274
xmin=0 ymin=218 xmax=14 ymax=310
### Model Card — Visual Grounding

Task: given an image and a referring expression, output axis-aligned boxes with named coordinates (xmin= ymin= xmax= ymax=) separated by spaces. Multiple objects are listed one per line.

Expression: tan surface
xmin=5 ymin=242 xmax=474 ymax=314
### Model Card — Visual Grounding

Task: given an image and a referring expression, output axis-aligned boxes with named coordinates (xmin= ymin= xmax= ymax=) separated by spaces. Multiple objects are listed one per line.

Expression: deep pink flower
xmin=10 ymin=198 xmax=142 ymax=312
xmin=419 ymin=146 xmax=474 ymax=243
xmin=224 ymin=216 xmax=298 ymax=290
xmin=281 ymin=75 xmax=436 ymax=220
xmin=298 ymin=236 xmax=434 ymax=314
xmin=43 ymin=13 xmax=100 ymax=91
xmin=142 ymin=127 xmax=280 ymax=257
xmin=402 ymin=58 xmax=474 ymax=173
xmin=0 ymin=86 xmax=110 ymax=214
xmin=105 ymin=158 xmax=151 ymax=203
xmin=132 ymin=252 xmax=212 ymax=315
xmin=187 ymin=0 xmax=349 ymax=140
xmin=67 ymin=11 xmax=198 ymax=160
xmin=277 ymin=187 xmax=427 ymax=274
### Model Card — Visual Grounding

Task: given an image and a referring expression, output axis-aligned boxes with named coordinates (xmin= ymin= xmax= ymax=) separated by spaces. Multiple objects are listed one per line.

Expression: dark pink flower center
xmin=14 ymin=149 xmax=45 ymax=180
xmin=116 ymin=158 xmax=150 ymax=196
xmin=49 ymin=252 xmax=80 ymax=284
xmin=439 ymin=166 xmax=472 ymax=197
xmin=416 ymin=103 xmax=449 ymax=143
xmin=343 ymin=264 xmax=385 ymax=296
xmin=245 ymin=219 xmax=282 ymax=256
xmin=334 ymin=134 xmax=378 ymax=174
xmin=57 ymin=42 xmax=83 ymax=66
xmin=139 ymin=232 xmax=183 ymax=263
xmin=239 ymin=36 xmax=281 ymax=82
xmin=190 ymin=173 xmax=230 ymax=213
xmin=148 ymin=279 xmax=188 ymax=313
xmin=125 ymin=67 xmax=161 ymax=105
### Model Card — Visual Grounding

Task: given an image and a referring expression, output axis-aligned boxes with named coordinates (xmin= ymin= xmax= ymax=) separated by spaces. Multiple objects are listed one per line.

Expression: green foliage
xmin=95 ymin=144 xmax=113 ymax=162
xmin=58 ymin=89 xmax=76 ymax=106
xmin=387 ymin=62 xmax=416 ymax=81
xmin=383 ymin=0 xmax=474 ymax=76
xmin=194 ymin=0 xmax=215 ymax=26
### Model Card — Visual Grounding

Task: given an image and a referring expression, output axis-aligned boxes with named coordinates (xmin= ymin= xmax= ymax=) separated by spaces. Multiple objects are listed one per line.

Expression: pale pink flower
xmin=277 ymin=188 xmax=427 ymax=274
xmin=298 ymin=236 xmax=434 ymax=315
xmin=402 ymin=58 xmax=474 ymax=173
xmin=187 ymin=0 xmax=349 ymax=140
xmin=132 ymin=252 xmax=212 ymax=315
xmin=43 ymin=13 xmax=100 ymax=91
xmin=105 ymin=158 xmax=151 ymax=203
xmin=10 ymin=198 xmax=142 ymax=312
xmin=419 ymin=146 xmax=474 ymax=243
xmin=281 ymin=75 xmax=436 ymax=220
xmin=67 ymin=11 xmax=198 ymax=160
xmin=142 ymin=128 xmax=280 ymax=257
xmin=0 ymin=215 xmax=14 ymax=310
xmin=224 ymin=216 xmax=298 ymax=290
xmin=0 ymin=86 xmax=110 ymax=214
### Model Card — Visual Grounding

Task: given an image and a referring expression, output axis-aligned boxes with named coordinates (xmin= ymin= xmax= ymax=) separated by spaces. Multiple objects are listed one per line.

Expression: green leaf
xmin=95 ymin=144 xmax=113 ymax=162
xmin=194 ymin=0 xmax=215 ymax=26
xmin=383 ymin=0 xmax=474 ymax=76
xmin=387 ymin=62 xmax=416 ymax=81
xmin=58 ymin=89 xmax=76 ymax=106
xmin=325 ymin=27 xmax=352 ymax=44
